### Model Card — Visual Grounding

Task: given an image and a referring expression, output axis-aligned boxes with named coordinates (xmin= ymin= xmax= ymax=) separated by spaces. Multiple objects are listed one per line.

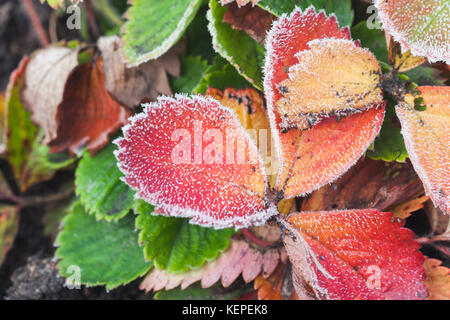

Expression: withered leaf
xmin=222 ymin=3 xmax=275 ymax=45
xmin=98 ymin=36 xmax=182 ymax=109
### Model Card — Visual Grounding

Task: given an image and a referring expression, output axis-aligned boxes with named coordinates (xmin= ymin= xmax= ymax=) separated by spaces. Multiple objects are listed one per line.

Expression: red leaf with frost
xmin=140 ymin=239 xmax=284 ymax=292
xmin=283 ymin=209 xmax=428 ymax=300
xmin=374 ymin=0 xmax=450 ymax=64
xmin=263 ymin=7 xmax=385 ymax=198
xmin=115 ymin=95 xmax=277 ymax=229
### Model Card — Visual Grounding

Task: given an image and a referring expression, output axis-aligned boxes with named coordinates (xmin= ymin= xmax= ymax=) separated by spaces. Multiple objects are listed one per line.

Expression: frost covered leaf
xmin=140 ymin=238 xmax=282 ymax=292
xmin=283 ymin=209 xmax=428 ymax=300
xmin=22 ymin=46 xmax=130 ymax=154
xmin=257 ymin=0 xmax=354 ymax=27
xmin=207 ymin=0 xmax=265 ymax=89
xmin=277 ymin=106 xmax=385 ymax=199
xmin=301 ymin=158 xmax=424 ymax=213
xmin=5 ymin=58 xmax=74 ymax=191
xmin=115 ymin=94 xmax=277 ymax=229
xmin=395 ymin=86 xmax=450 ymax=214
xmin=374 ymin=0 xmax=450 ymax=64
xmin=275 ymin=39 xmax=383 ymax=129
xmin=121 ymin=0 xmax=202 ymax=66
xmin=352 ymin=21 xmax=388 ymax=64
xmin=205 ymin=87 xmax=275 ymax=176
xmin=98 ymin=36 xmax=181 ymax=109
xmin=55 ymin=202 xmax=152 ymax=290
xmin=0 ymin=205 xmax=20 ymax=268
xmin=254 ymin=263 xmax=298 ymax=300
xmin=171 ymin=56 xmax=208 ymax=93
xmin=424 ymin=258 xmax=450 ymax=300
xmin=367 ymin=100 xmax=409 ymax=163
xmin=388 ymin=38 xmax=427 ymax=72
xmin=222 ymin=2 xmax=274 ymax=45
xmin=75 ymin=143 xmax=135 ymax=221
xmin=135 ymin=200 xmax=235 ymax=273
xmin=264 ymin=7 xmax=385 ymax=198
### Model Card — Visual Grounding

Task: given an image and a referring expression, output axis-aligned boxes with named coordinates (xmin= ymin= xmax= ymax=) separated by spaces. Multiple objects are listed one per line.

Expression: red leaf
xmin=115 ymin=95 xmax=277 ymax=229
xmin=283 ymin=209 xmax=428 ymax=300
xmin=263 ymin=7 xmax=385 ymax=198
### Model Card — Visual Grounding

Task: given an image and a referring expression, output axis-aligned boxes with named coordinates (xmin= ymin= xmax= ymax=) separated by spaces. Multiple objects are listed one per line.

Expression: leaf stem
xmin=23 ymin=0 xmax=49 ymax=46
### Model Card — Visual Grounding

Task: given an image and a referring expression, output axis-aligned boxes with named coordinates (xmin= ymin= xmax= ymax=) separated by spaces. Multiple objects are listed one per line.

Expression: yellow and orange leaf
xmin=276 ymin=39 xmax=383 ymax=129
xmin=395 ymin=86 xmax=450 ymax=214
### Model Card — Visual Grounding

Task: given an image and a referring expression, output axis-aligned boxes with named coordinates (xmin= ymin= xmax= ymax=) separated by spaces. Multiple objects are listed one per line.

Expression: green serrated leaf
xmin=367 ymin=100 xmax=409 ymax=163
xmin=171 ymin=56 xmax=208 ymax=93
xmin=404 ymin=66 xmax=446 ymax=86
xmin=55 ymin=202 xmax=152 ymax=290
xmin=155 ymin=282 xmax=251 ymax=300
xmin=122 ymin=0 xmax=203 ymax=66
xmin=352 ymin=21 xmax=388 ymax=64
xmin=76 ymin=143 xmax=134 ymax=221
xmin=135 ymin=200 xmax=235 ymax=274
xmin=258 ymin=0 xmax=354 ymax=27
xmin=207 ymin=0 xmax=265 ymax=90
xmin=194 ymin=56 xmax=251 ymax=94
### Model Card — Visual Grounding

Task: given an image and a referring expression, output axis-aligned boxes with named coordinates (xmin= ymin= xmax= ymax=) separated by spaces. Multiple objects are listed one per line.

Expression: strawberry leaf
xmin=207 ymin=0 xmax=265 ymax=90
xmin=75 ymin=143 xmax=135 ymax=221
xmin=55 ymin=202 xmax=152 ymax=290
xmin=171 ymin=56 xmax=208 ymax=93
xmin=374 ymin=0 xmax=450 ymax=64
xmin=115 ymin=94 xmax=277 ymax=229
xmin=194 ymin=57 xmax=251 ymax=94
xmin=154 ymin=282 xmax=251 ymax=300
xmin=395 ymin=86 xmax=450 ymax=214
xmin=283 ymin=209 xmax=427 ymax=300
xmin=367 ymin=99 xmax=408 ymax=163
xmin=135 ymin=200 xmax=235 ymax=273
xmin=257 ymin=0 xmax=354 ymax=27
xmin=122 ymin=0 xmax=203 ymax=66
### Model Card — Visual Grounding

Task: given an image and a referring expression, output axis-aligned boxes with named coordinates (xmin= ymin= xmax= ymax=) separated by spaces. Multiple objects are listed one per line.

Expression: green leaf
xmin=194 ymin=57 xmax=251 ymax=94
xmin=5 ymin=61 xmax=75 ymax=191
xmin=404 ymin=66 xmax=446 ymax=86
xmin=184 ymin=5 xmax=216 ymax=61
xmin=155 ymin=282 xmax=251 ymax=300
xmin=367 ymin=99 xmax=408 ymax=163
xmin=352 ymin=21 xmax=388 ymax=64
xmin=171 ymin=56 xmax=208 ymax=93
xmin=0 ymin=205 xmax=20 ymax=267
xmin=122 ymin=0 xmax=203 ymax=66
xmin=207 ymin=0 xmax=265 ymax=90
xmin=258 ymin=0 xmax=354 ymax=27
xmin=55 ymin=202 xmax=152 ymax=289
xmin=75 ymin=143 xmax=134 ymax=221
xmin=135 ymin=200 xmax=235 ymax=273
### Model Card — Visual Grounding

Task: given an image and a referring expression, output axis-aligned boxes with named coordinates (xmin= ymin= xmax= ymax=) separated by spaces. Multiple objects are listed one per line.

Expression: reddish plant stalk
xmin=23 ymin=0 xmax=50 ymax=46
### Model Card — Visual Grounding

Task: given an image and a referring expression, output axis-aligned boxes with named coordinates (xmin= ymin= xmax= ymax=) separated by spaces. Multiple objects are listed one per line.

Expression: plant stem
xmin=91 ymin=0 xmax=124 ymax=28
xmin=84 ymin=0 xmax=100 ymax=38
xmin=23 ymin=0 xmax=50 ymax=46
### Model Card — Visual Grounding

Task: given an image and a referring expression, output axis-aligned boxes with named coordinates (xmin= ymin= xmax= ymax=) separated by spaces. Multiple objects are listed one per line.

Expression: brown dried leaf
xmin=22 ymin=45 xmax=79 ymax=146
xmin=23 ymin=45 xmax=130 ymax=154
xmin=424 ymin=258 xmax=450 ymax=300
xmin=98 ymin=36 xmax=181 ymax=109
xmin=302 ymin=158 xmax=424 ymax=212
xmin=390 ymin=192 xmax=429 ymax=219
xmin=222 ymin=3 xmax=275 ymax=45
xmin=254 ymin=263 xmax=298 ymax=300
